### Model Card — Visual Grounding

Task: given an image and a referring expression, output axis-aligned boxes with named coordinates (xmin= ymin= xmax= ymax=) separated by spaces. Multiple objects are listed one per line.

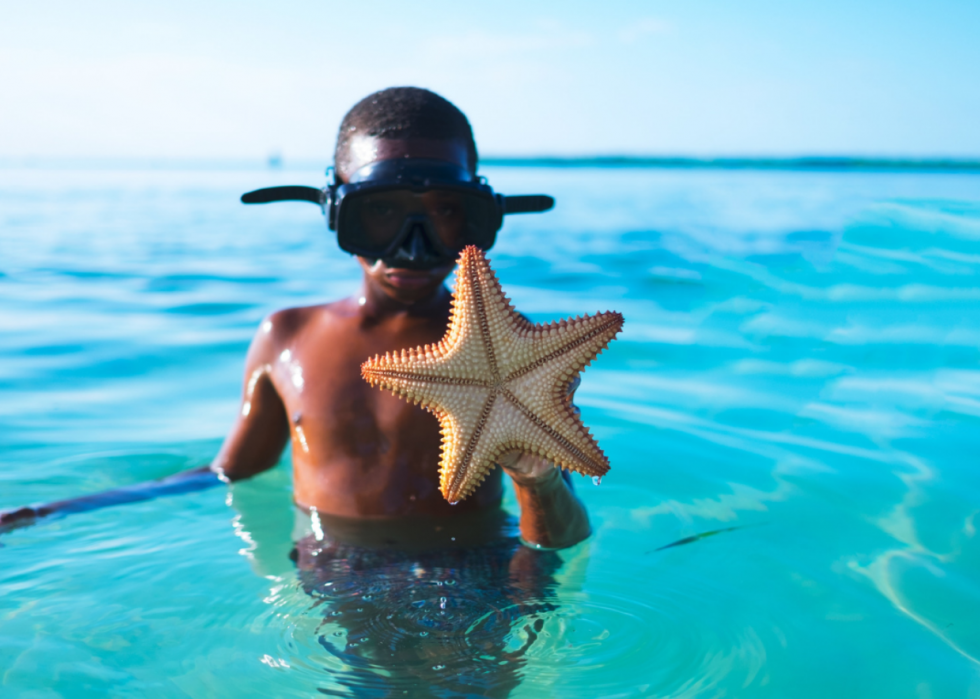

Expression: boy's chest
xmin=270 ymin=309 xmax=504 ymax=514
xmin=271 ymin=314 xmax=449 ymax=461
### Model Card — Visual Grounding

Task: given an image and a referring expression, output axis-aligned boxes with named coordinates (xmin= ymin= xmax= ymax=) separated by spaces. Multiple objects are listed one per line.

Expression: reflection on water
xmin=292 ymin=512 xmax=560 ymax=698
xmin=224 ymin=464 xmax=568 ymax=697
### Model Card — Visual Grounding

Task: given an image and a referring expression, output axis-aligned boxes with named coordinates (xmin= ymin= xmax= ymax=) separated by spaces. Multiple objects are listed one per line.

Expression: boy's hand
xmin=497 ymin=451 xmax=555 ymax=484
xmin=497 ymin=376 xmax=581 ymax=484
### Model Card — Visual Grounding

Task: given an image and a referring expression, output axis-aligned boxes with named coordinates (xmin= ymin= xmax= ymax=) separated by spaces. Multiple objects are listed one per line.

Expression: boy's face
xmin=339 ymin=135 xmax=473 ymax=306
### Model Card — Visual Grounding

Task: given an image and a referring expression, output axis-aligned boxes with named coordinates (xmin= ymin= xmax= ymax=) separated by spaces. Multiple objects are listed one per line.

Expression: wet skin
xmin=0 ymin=129 xmax=586 ymax=699
xmin=211 ymin=135 xmax=591 ymax=547
xmin=0 ymin=136 xmax=590 ymax=550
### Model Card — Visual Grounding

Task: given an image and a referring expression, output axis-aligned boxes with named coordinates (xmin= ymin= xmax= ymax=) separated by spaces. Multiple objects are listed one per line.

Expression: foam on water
xmin=1 ymin=164 xmax=979 ymax=697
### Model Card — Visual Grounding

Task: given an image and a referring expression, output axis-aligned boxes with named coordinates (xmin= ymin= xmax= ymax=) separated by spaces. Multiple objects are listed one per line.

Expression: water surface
xmin=1 ymin=163 xmax=979 ymax=697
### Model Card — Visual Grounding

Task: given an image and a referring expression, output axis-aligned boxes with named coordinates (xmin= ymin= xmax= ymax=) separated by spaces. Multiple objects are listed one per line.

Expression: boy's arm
xmin=497 ymin=376 xmax=592 ymax=549
xmin=1 ymin=319 xmax=290 ymax=532
xmin=502 ymin=456 xmax=591 ymax=549
xmin=211 ymin=315 xmax=291 ymax=481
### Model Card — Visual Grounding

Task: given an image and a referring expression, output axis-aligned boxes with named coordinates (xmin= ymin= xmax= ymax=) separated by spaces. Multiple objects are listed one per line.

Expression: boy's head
xmin=334 ymin=87 xmax=477 ymax=180
xmin=241 ymin=86 xmax=549 ymax=306
xmin=333 ymin=88 xmax=478 ymax=305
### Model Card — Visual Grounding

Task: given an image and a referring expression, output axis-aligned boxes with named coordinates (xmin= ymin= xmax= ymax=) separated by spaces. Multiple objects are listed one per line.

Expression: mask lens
xmin=422 ymin=189 xmax=498 ymax=250
xmin=339 ymin=187 xmax=499 ymax=257
xmin=351 ymin=191 xmax=412 ymax=249
xmin=421 ymin=190 xmax=467 ymax=250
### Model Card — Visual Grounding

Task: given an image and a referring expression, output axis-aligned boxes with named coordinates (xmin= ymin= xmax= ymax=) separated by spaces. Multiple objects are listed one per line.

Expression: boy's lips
xmin=384 ymin=269 xmax=441 ymax=289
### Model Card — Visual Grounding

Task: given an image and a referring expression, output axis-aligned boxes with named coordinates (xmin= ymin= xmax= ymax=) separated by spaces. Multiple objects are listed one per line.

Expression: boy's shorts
xmin=291 ymin=509 xmax=562 ymax=697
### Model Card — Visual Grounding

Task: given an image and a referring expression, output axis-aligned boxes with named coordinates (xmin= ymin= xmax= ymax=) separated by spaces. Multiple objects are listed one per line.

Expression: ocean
xmin=1 ymin=161 xmax=979 ymax=697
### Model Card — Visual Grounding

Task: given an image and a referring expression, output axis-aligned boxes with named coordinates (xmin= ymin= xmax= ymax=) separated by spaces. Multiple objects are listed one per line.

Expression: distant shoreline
xmin=481 ymin=156 xmax=980 ymax=173
xmin=2 ymin=156 xmax=979 ymax=174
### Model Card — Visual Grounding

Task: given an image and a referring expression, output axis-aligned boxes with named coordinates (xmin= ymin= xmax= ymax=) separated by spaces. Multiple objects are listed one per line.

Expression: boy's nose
xmin=402 ymin=223 xmax=430 ymax=261
xmin=386 ymin=223 xmax=445 ymax=269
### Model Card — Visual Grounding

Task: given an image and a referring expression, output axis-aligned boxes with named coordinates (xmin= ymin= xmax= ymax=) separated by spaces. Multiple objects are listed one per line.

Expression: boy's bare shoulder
xmin=235 ymin=298 xmax=360 ymax=393
xmin=263 ymin=298 xmax=355 ymax=343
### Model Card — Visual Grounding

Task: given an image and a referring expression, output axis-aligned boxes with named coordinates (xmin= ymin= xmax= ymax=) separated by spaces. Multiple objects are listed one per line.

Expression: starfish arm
xmin=505 ymin=311 xmax=624 ymax=385
xmin=500 ymin=311 xmax=622 ymax=477
xmin=455 ymin=247 xmax=543 ymax=380
xmin=440 ymin=394 xmax=569 ymax=503
xmin=362 ymin=356 xmax=490 ymax=420
xmin=444 ymin=250 xmax=512 ymax=381
xmin=428 ymin=388 xmax=499 ymax=499
xmin=501 ymin=387 xmax=609 ymax=477
xmin=361 ymin=336 xmax=493 ymax=388
xmin=437 ymin=392 xmax=502 ymax=503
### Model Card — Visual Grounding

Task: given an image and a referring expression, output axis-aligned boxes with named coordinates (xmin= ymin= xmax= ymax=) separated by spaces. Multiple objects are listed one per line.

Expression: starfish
xmin=361 ymin=246 xmax=624 ymax=503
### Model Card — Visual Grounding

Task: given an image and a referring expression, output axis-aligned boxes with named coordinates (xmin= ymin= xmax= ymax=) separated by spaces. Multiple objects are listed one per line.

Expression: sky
xmin=2 ymin=0 xmax=978 ymax=161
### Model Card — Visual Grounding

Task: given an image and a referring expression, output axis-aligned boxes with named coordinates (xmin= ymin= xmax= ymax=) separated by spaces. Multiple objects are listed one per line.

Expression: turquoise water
xmin=2 ymin=163 xmax=980 ymax=697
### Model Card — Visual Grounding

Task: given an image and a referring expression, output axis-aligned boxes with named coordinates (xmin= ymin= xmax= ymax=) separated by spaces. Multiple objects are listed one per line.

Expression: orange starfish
xmin=361 ymin=246 xmax=624 ymax=503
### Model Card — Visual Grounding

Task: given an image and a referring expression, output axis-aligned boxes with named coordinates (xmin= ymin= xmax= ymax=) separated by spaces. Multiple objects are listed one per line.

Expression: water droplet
xmin=420 ymin=631 xmax=429 ymax=637
xmin=432 ymin=664 xmax=446 ymax=671
xmin=592 ymin=476 xmax=602 ymax=486
xmin=440 ymin=596 xmax=447 ymax=609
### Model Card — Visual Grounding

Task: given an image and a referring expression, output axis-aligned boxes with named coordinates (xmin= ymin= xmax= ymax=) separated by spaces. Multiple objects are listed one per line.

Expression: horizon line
xmin=2 ymin=154 xmax=980 ymax=174
xmin=481 ymin=155 xmax=980 ymax=172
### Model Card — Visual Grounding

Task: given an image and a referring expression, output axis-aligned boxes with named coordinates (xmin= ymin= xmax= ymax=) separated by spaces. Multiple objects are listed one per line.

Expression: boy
xmin=2 ymin=87 xmax=592 ymax=697
xmin=1 ymin=87 xmax=590 ymax=551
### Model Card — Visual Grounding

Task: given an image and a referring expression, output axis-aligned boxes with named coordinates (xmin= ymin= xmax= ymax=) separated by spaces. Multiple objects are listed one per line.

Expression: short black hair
xmin=334 ymin=87 xmax=478 ymax=174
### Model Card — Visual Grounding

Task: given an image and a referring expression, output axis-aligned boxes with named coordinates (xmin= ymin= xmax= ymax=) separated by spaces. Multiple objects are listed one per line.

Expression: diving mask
xmin=241 ymin=159 xmax=554 ymax=265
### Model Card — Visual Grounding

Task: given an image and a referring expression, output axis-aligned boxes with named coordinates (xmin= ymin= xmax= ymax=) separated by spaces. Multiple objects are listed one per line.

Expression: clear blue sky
xmin=2 ymin=0 xmax=978 ymax=160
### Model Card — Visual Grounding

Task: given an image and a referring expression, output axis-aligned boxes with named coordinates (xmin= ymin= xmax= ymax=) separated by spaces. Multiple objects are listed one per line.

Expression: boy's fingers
xmin=565 ymin=375 xmax=581 ymax=399
xmin=498 ymin=451 xmax=554 ymax=483
xmin=565 ymin=376 xmax=582 ymax=416
xmin=496 ymin=449 xmax=521 ymax=470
